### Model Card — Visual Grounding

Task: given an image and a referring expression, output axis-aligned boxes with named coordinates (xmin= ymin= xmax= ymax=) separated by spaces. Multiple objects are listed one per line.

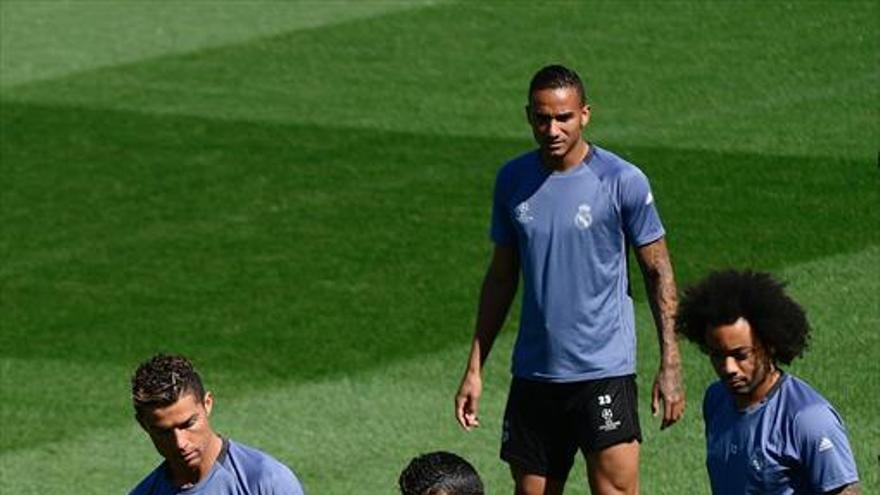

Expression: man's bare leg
xmin=511 ymin=465 xmax=565 ymax=495
xmin=585 ymin=440 xmax=640 ymax=495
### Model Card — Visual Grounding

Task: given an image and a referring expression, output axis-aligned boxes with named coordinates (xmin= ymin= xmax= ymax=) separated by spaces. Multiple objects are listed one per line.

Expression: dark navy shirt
xmin=703 ymin=374 xmax=858 ymax=494
xmin=491 ymin=145 xmax=664 ymax=381
xmin=130 ymin=439 xmax=305 ymax=495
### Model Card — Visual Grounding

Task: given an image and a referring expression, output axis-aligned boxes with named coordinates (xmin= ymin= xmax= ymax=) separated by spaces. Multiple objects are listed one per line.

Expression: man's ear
xmin=525 ymin=104 xmax=533 ymax=124
xmin=203 ymin=391 xmax=214 ymax=416
xmin=581 ymin=104 xmax=591 ymax=127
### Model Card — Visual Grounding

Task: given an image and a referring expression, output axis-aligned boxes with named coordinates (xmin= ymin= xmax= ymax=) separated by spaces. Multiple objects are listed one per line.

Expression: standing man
xmin=676 ymin=270 xmax=860 ymax=494
xmin=130 ymin=353 xmax=306 ymax=495
xmin=454 ymin=65 xmax=685 ymax=495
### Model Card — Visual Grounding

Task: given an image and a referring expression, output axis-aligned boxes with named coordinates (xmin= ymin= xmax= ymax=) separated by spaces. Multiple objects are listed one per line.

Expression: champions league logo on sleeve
xmin=515 ymin=202 xmax=534 ymax=224
xmin=749 ymin=453 xmax=764 ymax=472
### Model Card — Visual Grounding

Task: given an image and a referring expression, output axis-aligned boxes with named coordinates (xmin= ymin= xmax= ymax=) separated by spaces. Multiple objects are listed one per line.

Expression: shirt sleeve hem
xmin=818 ymin=476 xmax=860 ymax=493
xmin=491 ymin=234 xmax=516 ymax=246
xmin=632 ymin=229 xmax=665 ymax=248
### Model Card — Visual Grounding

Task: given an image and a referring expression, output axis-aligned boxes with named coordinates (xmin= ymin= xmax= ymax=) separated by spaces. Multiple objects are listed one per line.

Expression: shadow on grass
xmin=2 ymin=101 xmax=878 ymax=448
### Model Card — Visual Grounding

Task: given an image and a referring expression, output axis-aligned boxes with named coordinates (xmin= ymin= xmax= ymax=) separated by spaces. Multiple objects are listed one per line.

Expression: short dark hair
xmin=131 ymin=353 xmax=206 ymax=415
xmin=676 ymin=270 xmax=810 ymax=365
xmin=528 ymin=64 xmax=586 ymax=105
xmin=399 ymin=451 xmax=484 ymax=495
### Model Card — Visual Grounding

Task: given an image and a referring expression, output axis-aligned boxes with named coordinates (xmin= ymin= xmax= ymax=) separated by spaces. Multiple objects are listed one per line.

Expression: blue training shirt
xmin=703 ymin=373 xmax=859 ymax=494
xmin=130 ymin=439 xmax=306 ymax=495
xmin=491 ymin=145 xmax=665 ymax=381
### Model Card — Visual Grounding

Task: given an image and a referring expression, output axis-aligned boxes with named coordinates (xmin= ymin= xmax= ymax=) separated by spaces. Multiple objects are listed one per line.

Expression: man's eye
xmin=533 ymin=115 xmax=551 ymax=124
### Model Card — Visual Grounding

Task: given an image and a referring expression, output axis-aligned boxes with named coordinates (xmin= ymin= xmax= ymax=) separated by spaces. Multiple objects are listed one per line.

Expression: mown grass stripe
xmin=0 ymin=0 xmax=444 ymax=87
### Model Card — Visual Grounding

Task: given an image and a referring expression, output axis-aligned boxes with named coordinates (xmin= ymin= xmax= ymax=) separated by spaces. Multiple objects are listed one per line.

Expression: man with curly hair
xmin=677 ymin=270 xmax=860 ymax=494
xmin=129 ymin=353 xmax=305 ymax=494
xmin=399 ymin=451 xmax=484 ymax=495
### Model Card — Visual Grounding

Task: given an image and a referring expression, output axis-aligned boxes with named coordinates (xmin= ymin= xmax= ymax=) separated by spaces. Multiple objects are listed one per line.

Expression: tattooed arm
xmin=635 ymin=237 xmax=685 ymax=429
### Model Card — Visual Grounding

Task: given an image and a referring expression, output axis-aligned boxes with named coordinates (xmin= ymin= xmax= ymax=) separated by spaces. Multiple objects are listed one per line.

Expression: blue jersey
xmin=491 ymin=145 xmax=664 ymax=381
xmin=130 ymin=439 xmax=306 ymax=495
xmin=703 ymin=374 xmax=859 ymax=494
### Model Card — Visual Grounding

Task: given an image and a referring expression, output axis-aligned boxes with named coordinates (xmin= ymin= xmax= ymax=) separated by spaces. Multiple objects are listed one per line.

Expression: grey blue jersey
xmin=491 ymin=145 xmax=664 ymax=381
xmin=130 ymin=439 xmax=305 ymax=495
xmin=703 ymin=374 xmax=859 ymax=494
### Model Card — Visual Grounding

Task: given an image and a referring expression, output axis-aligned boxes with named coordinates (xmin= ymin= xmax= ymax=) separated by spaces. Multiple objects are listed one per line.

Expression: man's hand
xmin=454 ymin=371 xmax=482 ymax=431
xmin=652 ymin=363 xmax=685 ymax=430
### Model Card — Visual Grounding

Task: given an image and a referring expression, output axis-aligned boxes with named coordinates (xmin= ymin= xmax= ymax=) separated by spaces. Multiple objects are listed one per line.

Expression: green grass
xmin=2 ymin=248 xmax=876 ymax=493
xmin=1 ymin=1 xmax=878 ymax=493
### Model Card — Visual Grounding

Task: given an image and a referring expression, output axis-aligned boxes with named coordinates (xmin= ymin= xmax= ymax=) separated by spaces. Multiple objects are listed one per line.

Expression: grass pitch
xmin=1 ymin=1 xmax=877 ymax=493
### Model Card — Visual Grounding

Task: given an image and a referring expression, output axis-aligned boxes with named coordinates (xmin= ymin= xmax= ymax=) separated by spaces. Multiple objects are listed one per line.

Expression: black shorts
xmin=500 ymin=374 xmax=642 ymax=479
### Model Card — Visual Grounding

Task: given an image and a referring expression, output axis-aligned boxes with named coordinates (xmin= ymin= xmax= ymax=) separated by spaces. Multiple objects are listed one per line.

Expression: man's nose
xmin=174 ymin=429 xmax=188 ymax=450
xmin=722 ymin=356 xmax=738 ymax=375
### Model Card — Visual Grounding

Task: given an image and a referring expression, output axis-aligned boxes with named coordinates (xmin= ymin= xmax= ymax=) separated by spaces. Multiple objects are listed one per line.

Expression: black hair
xmin=676 ymin=270 xmax=810 ymax=365
xmin=399 ymin=451 xmax=484 ymax=495
xmin=528 ymin=64 xmax=587 ymax=105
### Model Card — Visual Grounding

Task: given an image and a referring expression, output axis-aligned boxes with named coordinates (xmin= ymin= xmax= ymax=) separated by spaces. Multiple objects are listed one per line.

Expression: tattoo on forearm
xmin=638 ymin=240 xmax=678 ymax=359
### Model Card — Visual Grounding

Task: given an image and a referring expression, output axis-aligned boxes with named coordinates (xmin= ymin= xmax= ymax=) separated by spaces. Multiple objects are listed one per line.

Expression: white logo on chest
xmin=515 ymin=202 xmax=534 ymax=224
xmin=574 ymin=203 xmax=592 ymax=229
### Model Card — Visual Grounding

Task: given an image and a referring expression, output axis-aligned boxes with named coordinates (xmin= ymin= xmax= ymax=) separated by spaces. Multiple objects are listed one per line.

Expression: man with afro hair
xmin=677 ymin=270 xmax=860 ymax=494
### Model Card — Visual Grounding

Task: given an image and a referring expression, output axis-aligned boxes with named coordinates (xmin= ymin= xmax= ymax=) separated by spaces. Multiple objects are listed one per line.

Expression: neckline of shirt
xmin=542 ymin=142 xmax=596 ymax=178
xmin=162 ymin=437 xmax=229 ymax=492
xmin=740 ymin=371 xmax=787 ymax=415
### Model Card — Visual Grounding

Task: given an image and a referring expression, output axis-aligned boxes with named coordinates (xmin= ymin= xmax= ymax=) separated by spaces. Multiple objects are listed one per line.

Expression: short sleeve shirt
xmin=130 ymin=439 xmax=306 ymax=495
xmin=490 ymin=145 xmax=665 ymax=381
xmin=703 ymin=374 xmax=859 ymax=494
